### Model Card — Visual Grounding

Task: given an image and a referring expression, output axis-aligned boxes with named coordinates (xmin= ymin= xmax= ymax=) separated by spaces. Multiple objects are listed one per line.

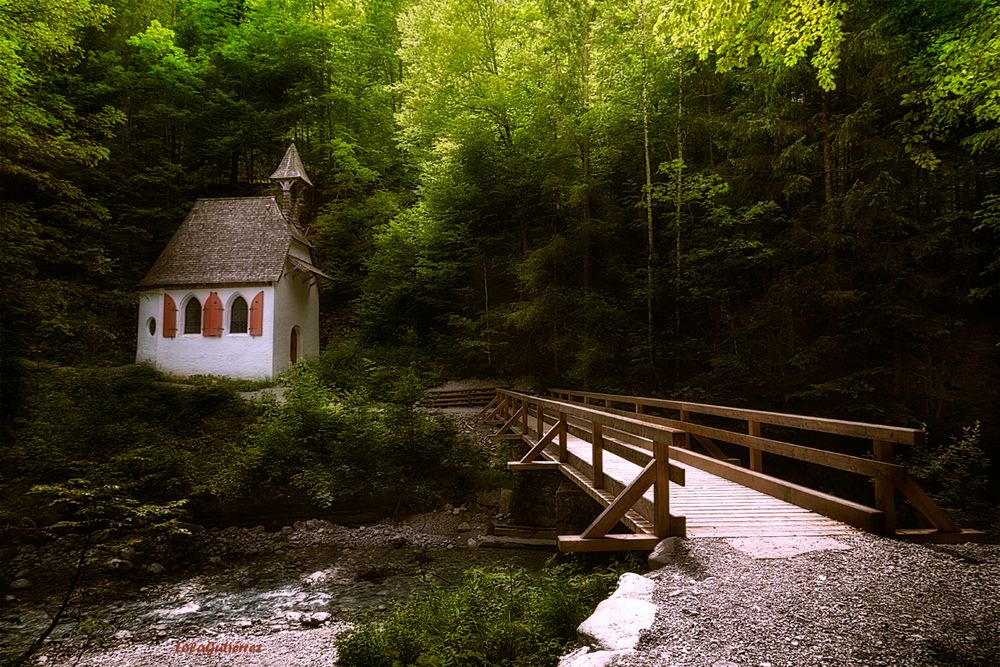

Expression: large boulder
xmin=575 ymin=573 xmax=657 ymax=651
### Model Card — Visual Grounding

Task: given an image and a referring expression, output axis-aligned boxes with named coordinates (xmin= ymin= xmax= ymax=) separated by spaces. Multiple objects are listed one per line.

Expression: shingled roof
xmin=139 ymin=196 xmax=312 ymax=288
xmin=269 ymin=143 xmax=314 ymax=187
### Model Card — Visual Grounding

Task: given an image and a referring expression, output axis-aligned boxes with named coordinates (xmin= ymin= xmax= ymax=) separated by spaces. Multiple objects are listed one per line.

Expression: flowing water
xmin=2 ymin=533 xmax=555 ymax=664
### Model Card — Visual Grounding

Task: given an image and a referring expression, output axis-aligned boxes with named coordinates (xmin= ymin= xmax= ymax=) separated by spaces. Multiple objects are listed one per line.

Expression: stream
xmin=1 ymin=514 xmax=556 ymax=666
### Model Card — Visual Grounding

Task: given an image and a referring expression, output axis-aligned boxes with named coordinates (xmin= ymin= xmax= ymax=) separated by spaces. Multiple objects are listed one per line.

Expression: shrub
xmin=336 ymin=563 xmax=623 ymax=667
xmin=911 ymin=421 xmax=993 ymax=521
xmin=2 ymin=363 xmax=249 ymax=517
xmin=218 ymin=364 xmax=483 ymax=514
xmin=314 ymin=337 xmax=444 ymax=404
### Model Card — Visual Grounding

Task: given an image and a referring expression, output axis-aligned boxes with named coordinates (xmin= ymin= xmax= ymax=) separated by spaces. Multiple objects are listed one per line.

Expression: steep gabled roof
xmin=138 ymin=196 xmax=304 ymax=288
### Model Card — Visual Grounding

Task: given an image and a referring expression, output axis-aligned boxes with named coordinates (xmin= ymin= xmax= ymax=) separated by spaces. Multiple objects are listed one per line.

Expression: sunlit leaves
xmin=0 ymin=0 xmax=116 ymax=170
xmin=654 ymin=0 xmax=846 ymax=90
xmin=899 ymin=1 xmax=1000 ymax=166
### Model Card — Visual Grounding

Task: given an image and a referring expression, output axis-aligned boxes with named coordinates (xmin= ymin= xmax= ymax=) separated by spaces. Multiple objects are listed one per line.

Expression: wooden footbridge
xmin=478 ymin=388 xmax=982 ymax=552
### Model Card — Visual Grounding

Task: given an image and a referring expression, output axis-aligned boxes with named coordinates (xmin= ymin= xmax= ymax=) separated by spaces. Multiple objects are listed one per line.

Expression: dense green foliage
xmin=221 ymin=362 xmax=482 ymax=514
xmin=911 ymin=421 xmax=995 ymax=524
xmin=336 ymin=563 xmax=624 ymax=666
xmin=0 ymin=0 xmax=997 ymax=518
xmin=1 ymin=362 xmax=481 ymax=534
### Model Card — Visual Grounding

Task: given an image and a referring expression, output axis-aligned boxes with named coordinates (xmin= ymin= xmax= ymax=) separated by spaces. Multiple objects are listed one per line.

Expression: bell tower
xmin=268 ymin=143 xmax=313 ymax=224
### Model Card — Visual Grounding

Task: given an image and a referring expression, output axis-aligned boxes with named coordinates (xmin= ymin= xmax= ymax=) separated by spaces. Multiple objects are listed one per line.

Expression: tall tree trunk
xmin=641 ymin=0 xmax=655 ymax=367
xmin=674 ymin=64 xmax=684 ymax=345
xmin=483 ymin=253 xmax=492 ymax=368
xmin=822 ymin=90 xmax=834 ymax=206
xmin=580 ymin=9 xmax=592 ymax=293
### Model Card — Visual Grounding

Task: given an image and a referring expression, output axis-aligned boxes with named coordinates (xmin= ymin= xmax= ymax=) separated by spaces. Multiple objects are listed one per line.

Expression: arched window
xmin=230 ymin=296 xmax=248 ymax=334
xmin=290 ymin=326 xmax=299 ymax=363
xmin=184 ymin=297 xmax=202 ymax=334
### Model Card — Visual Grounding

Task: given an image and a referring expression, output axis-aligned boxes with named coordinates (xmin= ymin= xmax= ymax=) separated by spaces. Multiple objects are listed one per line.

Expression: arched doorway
xmin=290 ymin=326 xmax=299 ymax=363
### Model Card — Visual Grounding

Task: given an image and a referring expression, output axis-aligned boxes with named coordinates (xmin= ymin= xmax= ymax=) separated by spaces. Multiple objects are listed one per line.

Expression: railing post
xmin=874 ymin=439 xmax=896 ymax=534
xmin=592 ymin=421 xmax=604 ymax=489
xmin=605 ymin=398 xmax=612 ymax=409
xmin=679 ymin=409 xmax=691 ymax=449
xmin=636 ymin=402 xmax=643 ymax=415
xmin=559 ymin=412 xmax=568 ymax=462
xmin=536 ymin=403 xmax=544 ymax=439
xmin=653 ymin=438 xmax=670 ymax=537
xmin=521 ymin=398 xmax=529 ymax=434
xmin=748 ymin=420 xmax=763 ymax=472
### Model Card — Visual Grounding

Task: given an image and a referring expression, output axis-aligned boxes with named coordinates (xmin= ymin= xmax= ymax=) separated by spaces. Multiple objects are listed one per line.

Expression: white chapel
xmin=135 ymin=144 xmax=328 ymax=379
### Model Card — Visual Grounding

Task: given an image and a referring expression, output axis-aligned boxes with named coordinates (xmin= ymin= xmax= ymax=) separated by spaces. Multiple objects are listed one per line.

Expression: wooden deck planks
xmin=539 ymin=426 xmax=854 ymax=539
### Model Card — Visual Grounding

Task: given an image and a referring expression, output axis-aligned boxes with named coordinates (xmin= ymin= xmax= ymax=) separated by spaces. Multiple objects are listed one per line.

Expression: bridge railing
xmin=548 ymin=388 xmax=959 ymax=536
xmin=485 ymin=389 xmax=687 ymax=550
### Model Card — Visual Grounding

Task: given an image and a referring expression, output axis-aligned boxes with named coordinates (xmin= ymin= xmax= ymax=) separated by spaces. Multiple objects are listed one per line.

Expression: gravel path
xmin=612 ymin=533 xmax=1000 ymax=667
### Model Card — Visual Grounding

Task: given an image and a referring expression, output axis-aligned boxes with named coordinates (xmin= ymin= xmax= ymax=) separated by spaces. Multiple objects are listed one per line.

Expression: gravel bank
xmin=612 ymin=533 xmax=1000 ymax=667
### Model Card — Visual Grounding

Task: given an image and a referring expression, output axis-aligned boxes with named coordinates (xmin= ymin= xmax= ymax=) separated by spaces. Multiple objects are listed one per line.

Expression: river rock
xmin=647 ymin=537 xmax=680 ymax=568
xmin=576 ymin=573 xmax=657 ymax=651
xmin=578 ymin=598 xmax=656 ymax=651
xmin=107 ymin=558 xmax=133 ymax=571
xmin=144 ymin=563 xmax=166 ymax=575
xmin=9 ymin=578 xmax=32 ymax=591
xmin=303 ymin=571 xmax=327 ymax=585
xmin=612 ymin=573 xmax=656 ymax=599
xmin=311 ymin=612 xmax=331 ymax=625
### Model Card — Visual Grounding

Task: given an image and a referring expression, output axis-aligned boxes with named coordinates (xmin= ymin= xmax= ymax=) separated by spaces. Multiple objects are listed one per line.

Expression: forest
xmin=1 ymin=0 xmax=999 ymax=504
xmin=0 ymin=1 xmax=998 ymax=664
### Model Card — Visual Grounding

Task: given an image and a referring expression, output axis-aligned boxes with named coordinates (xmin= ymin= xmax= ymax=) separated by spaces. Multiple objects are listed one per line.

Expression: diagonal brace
xmin=692 ymin=433 xmax=728 ymax=460
xmin=519 ymin=421 xmax=563 ymax=463
xmin=477 ymin=395 xmax=501 ymax=420
xmin=483 ymin=397 xmax=507 ymax=423
xmin=581 ymin=462 xmax=657 ymax=539
xmin=494 ymin=405 xmax=525 ymax=438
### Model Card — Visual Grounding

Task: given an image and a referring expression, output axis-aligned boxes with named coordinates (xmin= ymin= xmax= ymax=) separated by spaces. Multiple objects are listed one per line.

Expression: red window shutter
xmin=249 ymin=291 xmax=264 ymax=337
xmin=163 ymin=294 xmax=177 ymax=338
xmin=203 ymin=292 xmax=224 ymax=336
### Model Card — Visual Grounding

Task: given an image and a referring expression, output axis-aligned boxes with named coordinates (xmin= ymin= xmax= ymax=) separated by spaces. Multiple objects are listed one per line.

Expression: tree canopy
xmin=0 ymin=0 xmax=997 ymax=443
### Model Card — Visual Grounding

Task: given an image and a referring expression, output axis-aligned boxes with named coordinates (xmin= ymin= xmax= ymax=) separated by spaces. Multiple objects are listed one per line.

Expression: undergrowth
xmin=2 ymin=357 xmax=485 ymax=535
xmin=336 ymin=562 xmax=628 ymax=667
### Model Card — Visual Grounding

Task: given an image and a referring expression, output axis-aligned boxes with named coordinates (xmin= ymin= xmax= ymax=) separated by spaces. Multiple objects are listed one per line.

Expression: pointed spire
xmin=269 ymin=143 xmax=314 ymax=187
xmin=270 ymin=143 xmax=312 ymax=223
